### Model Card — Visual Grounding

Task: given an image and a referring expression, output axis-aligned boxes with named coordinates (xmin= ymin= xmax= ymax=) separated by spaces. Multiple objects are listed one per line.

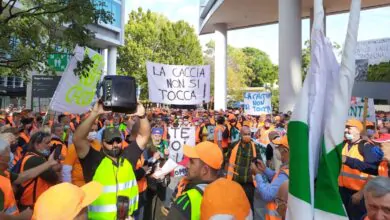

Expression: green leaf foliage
xmin=117 ymin=8 xmax=203 ymax=100
xmin=0 ymin=0 xmax=113 ymax=78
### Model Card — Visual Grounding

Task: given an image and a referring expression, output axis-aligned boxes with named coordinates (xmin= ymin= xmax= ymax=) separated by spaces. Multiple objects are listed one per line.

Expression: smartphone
xmin=53 ymin=145 xmax=63 ymax=161
xmin=117 ymin=196 xmax=129 ymax=220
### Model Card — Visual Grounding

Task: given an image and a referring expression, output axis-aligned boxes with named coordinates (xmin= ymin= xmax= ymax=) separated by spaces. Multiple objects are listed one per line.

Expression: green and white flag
xmin=287 ymin=0 xmax=361 ymax=219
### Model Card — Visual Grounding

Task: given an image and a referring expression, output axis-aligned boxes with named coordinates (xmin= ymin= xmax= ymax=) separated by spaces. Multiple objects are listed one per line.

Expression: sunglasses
xmin=105 ymin=137 xmax=122 ymax=145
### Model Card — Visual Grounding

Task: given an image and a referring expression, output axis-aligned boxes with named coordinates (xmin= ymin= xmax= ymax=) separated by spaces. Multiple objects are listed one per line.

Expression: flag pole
xmin=362 ymin=97 xmax=369 ymax=134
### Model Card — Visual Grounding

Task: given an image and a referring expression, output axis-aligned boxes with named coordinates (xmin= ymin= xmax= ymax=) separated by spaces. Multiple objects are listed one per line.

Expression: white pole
xmin=278 ymin=0 xmax=302 ymax=113
xmin=214 ymin=23 xmax=227 ymax=111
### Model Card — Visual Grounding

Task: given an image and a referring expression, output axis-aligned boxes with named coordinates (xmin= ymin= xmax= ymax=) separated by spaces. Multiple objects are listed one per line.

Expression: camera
xmin=98 ymin=75 xmax=137 ymax=114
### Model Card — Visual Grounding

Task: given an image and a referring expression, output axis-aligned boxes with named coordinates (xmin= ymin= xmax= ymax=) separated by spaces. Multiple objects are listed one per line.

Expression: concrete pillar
xmin=102 ymin=49 xmax=108 ymax=75
xmin=278 ymin=0 xmax=302 ymax=112
xmin=214 ymin=23 xmax=227 ymax=111
xmin=310 ymin=7 xmax=326 ymax=37
xmin=107 ymin=47 xmax=117 ymax=75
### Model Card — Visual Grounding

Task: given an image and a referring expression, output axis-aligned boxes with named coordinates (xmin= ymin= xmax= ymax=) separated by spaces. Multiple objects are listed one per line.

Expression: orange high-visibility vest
xmin=338 ymin=142 xmax=369 ymax=191
xmin=265 ymin=167 xmax=289 ymax=220
xmin=13 ymin=132 xmax=30 ymax=165
xmin=19 ymin=152 xmax=54 ymax=207
xmin=214 ymin=125 xmax=228 ymax=149
xmin=226 ymin=142 xmax=257 ymax=186
xmin=136 ymin=154 xmax=147 ymax=193
xmin=378 ymin=160 xmax=388 ymax=177
xmin=0 ymin=175 xmax=19 ymax=215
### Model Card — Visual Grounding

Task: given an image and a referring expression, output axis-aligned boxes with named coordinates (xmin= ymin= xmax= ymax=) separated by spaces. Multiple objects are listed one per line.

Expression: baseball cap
xmin=102 ymin=127 xmax=122 ymax=142
xmin=201 ymin=178 xmax=252 ymax=220
xmin=183 ymin=142 xmax=223 ymax=170
xmin=346 ymin=119 xmax=363 ymax=132
xmin=32 ymin=181 xmax=103 ymax=220
xmin=273 ymin=135 xmax=289 ymax=149
xmin=152 ymin=127 xmax=163 ymax=135
xmin=228 ymin=114 xmax=236 ymax=121
xmin=268 ymin=131 xmax=280 ymax=141
xmin=373 ymin=133 xmax=390 ymax=143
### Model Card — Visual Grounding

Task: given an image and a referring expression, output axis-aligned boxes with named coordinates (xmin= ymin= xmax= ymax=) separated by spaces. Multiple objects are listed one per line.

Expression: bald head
xmin=240 ymin=126 xmax=250 ymax=134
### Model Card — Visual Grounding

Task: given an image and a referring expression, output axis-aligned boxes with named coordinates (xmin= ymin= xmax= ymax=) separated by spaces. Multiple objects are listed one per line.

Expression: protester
xmin=167 ymin=141 xmax=223 ymax=219
xmin=275 ymin=180 xmax=289 ymax=220
xmin=32 ymin=181 xmax=103 ymax=220
xmin=252 ymin=135 xmax=289 ymax=220
xmin=227 ymin=125 xmax=266 ymax=212
xmin=73 ymin=102 xmax=150 ymax=219
xmin=363 ymin=177 xmax=390 ymax=220
xmin=18 ymin=131 xmax=61 ymax=211
xmin=339 ymin=119 xmax=382 ymax=220
xmin=200 ymin=178 xmax=253 ymax=220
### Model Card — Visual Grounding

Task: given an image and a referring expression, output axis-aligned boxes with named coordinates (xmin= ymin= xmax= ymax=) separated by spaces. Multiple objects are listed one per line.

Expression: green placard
xmin=48 ymin=53 xmax=69 ymax=72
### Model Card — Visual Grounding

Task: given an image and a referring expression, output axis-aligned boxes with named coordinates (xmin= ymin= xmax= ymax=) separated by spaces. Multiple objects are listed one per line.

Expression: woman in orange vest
xmin=18 ymin=131 xmax=61 ymax=211
xmin=251 ymin=135 xmax=289 ymax=220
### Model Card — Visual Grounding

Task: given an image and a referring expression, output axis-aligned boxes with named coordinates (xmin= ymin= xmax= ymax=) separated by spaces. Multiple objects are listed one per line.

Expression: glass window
xmin=111 ymin=1 xmax=121 ymax=28
xmin=15 ymin=77 xmax=23 ymax=87
xmin=7 ymin=77 xmax=14 ymax=87
xmin=0 ymin=77 xmax=5 ymax=86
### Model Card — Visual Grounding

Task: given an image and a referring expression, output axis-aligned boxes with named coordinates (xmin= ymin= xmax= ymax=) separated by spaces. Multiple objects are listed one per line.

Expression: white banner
xmin=243 ymin=92 xmax=272 ymax=115
xmin=51 ymin=46 xmax=104 ymax=114
xmin=146 ymin=62 xmax=210 ymax=105
xmin=356 ymin=38 xmax=390 ymax=65
xmin=168 ymin=127 xmax=195 ymax=162
xmin=349 ymin=97 xmax=376 ymax=122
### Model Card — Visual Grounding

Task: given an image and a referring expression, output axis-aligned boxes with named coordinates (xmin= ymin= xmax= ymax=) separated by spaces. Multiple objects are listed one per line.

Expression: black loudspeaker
xmin=101 ymin=75 xmax=137 ymax=113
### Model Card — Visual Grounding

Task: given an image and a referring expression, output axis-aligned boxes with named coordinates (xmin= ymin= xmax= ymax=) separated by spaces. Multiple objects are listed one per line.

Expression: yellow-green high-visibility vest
xmin=88 ymin=157 xmax=139 ymax=220
xmin=178 ymin=184 xmax=207 ymax=220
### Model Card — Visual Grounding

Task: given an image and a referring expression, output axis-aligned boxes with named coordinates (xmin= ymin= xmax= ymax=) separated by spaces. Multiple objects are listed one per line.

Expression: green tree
xmin=301 ymin=40 xmax=341 ymax=82
xmin=367 ymin=61 xmax=390 ymax=82
xmin=118 ymin=8 xmax=203 ymax=100
xmin=0 ymin=0 xmax=113 ymax=76
xmin=242 ymin=47 xmax=278 ymax=87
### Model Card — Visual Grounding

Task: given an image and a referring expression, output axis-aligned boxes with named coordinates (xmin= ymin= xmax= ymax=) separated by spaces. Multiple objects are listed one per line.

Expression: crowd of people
xmin=0 ymin=103 xmax=389 ymax=220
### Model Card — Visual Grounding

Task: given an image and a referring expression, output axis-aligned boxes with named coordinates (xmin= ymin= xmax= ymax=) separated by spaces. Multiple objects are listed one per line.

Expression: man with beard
xmin=227 ymin=126 xmax=266 ymax=212
xmin=151 ymin=128 xmax=169 ymax=159
xmin=73 ymin=102 xmax=150 ymax=219
xmin=167 ymin=142 xmax=223 ymax=220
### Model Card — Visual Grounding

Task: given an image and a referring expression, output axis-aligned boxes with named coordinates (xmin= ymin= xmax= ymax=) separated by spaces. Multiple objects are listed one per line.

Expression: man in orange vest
xmin=339 ymin=119 xmax=381 ymax=220
xmin=214 ymin=116 xmax=229 ymax=153
xmin=226 ymin=125 xmax=266 ymax=212
xmin=251 ymin=135 xmax=289 ymax=220
xmin=362 ymin=177 xmax=390 ymax=220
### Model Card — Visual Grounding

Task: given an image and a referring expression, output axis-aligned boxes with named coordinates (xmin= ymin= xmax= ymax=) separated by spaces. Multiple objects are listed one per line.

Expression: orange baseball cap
xmin=346 ymin=119 xmax=363 ymax=132
xmin=201 ymin=178 xmax=252 ymax=220
xmin=32 ymin=181 xmax=103 ymax=220
xmin=183 ymin=142 xmax=223 ymax=170
xmin=273 ymin=135 xmax=289 ymax=149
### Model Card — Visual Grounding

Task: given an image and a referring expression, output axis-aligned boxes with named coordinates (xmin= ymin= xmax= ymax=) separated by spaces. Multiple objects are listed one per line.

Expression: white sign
xmin=356 ymin=38 xmax=390 ymax=65
xmin=51 ymin=46 xmax=104 ymax=114
xmin=348 ymin=97 xmax=376 ymax=122
xmin=146 ymin=62 xmax=210 ymax=105
xmin=168 ymin=127 xmax=196 ymax=163
xmin=243 ymin=92 xmax=272 ymax=115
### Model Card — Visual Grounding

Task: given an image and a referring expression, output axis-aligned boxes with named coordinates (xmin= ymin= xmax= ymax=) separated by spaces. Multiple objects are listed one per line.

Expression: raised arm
xmin=73 ymin=102 xmax=108 ymax=159
xmin=133 ymin=103 xmax=151 ymax=150
xmin=13 ymin=152 xmax=59 ymax=185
